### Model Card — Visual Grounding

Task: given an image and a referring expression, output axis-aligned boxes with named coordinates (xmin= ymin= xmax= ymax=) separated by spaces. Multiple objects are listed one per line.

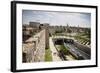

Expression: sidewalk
xmin=49 ymin=37 xmax=62 ymax=61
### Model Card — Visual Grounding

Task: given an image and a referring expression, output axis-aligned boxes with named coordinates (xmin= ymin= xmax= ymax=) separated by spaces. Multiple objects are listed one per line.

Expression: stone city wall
xmin=23 ymin=29 xmax=48 ymax=62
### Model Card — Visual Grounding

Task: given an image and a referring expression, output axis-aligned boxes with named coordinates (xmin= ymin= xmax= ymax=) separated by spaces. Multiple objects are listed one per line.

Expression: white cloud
xmin=23 ymin=10 xmax=91 ymax=28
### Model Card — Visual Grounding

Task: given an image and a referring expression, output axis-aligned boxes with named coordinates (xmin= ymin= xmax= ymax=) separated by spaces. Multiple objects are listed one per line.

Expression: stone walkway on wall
xmin=49 ymin=37 xmax=62 ymax=61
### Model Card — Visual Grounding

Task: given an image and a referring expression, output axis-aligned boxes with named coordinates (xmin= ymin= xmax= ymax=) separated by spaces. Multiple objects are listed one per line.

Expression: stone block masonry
xmin=22 ymin=29 xmax=48 ymax=62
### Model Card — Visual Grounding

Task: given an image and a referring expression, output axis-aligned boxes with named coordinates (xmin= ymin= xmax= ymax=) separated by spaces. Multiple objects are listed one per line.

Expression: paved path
xmin=49 ymin=37 xmax=62 ymax=61
xmin=66 ymin=55 xmax=75 ymax=61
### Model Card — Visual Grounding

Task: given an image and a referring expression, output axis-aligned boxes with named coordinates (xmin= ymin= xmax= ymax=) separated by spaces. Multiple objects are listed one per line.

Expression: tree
xmin=67 ymin=28 xmax=72 ymax=33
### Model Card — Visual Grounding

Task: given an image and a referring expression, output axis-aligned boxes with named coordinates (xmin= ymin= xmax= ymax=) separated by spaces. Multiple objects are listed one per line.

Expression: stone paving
xmin=49 ymin=37 xmax=62 ymax=61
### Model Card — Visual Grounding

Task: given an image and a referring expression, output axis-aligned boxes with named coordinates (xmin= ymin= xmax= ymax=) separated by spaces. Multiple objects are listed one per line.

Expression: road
xmin=64 ymin=43 xmax=90 ymax=59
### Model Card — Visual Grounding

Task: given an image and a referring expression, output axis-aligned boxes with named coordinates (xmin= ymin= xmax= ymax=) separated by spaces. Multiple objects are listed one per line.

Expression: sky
xmin=22 ymin=10 xmax=91 ymax=28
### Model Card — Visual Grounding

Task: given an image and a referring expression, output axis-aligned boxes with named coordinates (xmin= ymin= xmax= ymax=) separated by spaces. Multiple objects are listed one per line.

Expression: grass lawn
xmin=59 ymin=45 xmax=69 ymax=55
xmin=45 ymin=48 xmax=52 ymax=61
